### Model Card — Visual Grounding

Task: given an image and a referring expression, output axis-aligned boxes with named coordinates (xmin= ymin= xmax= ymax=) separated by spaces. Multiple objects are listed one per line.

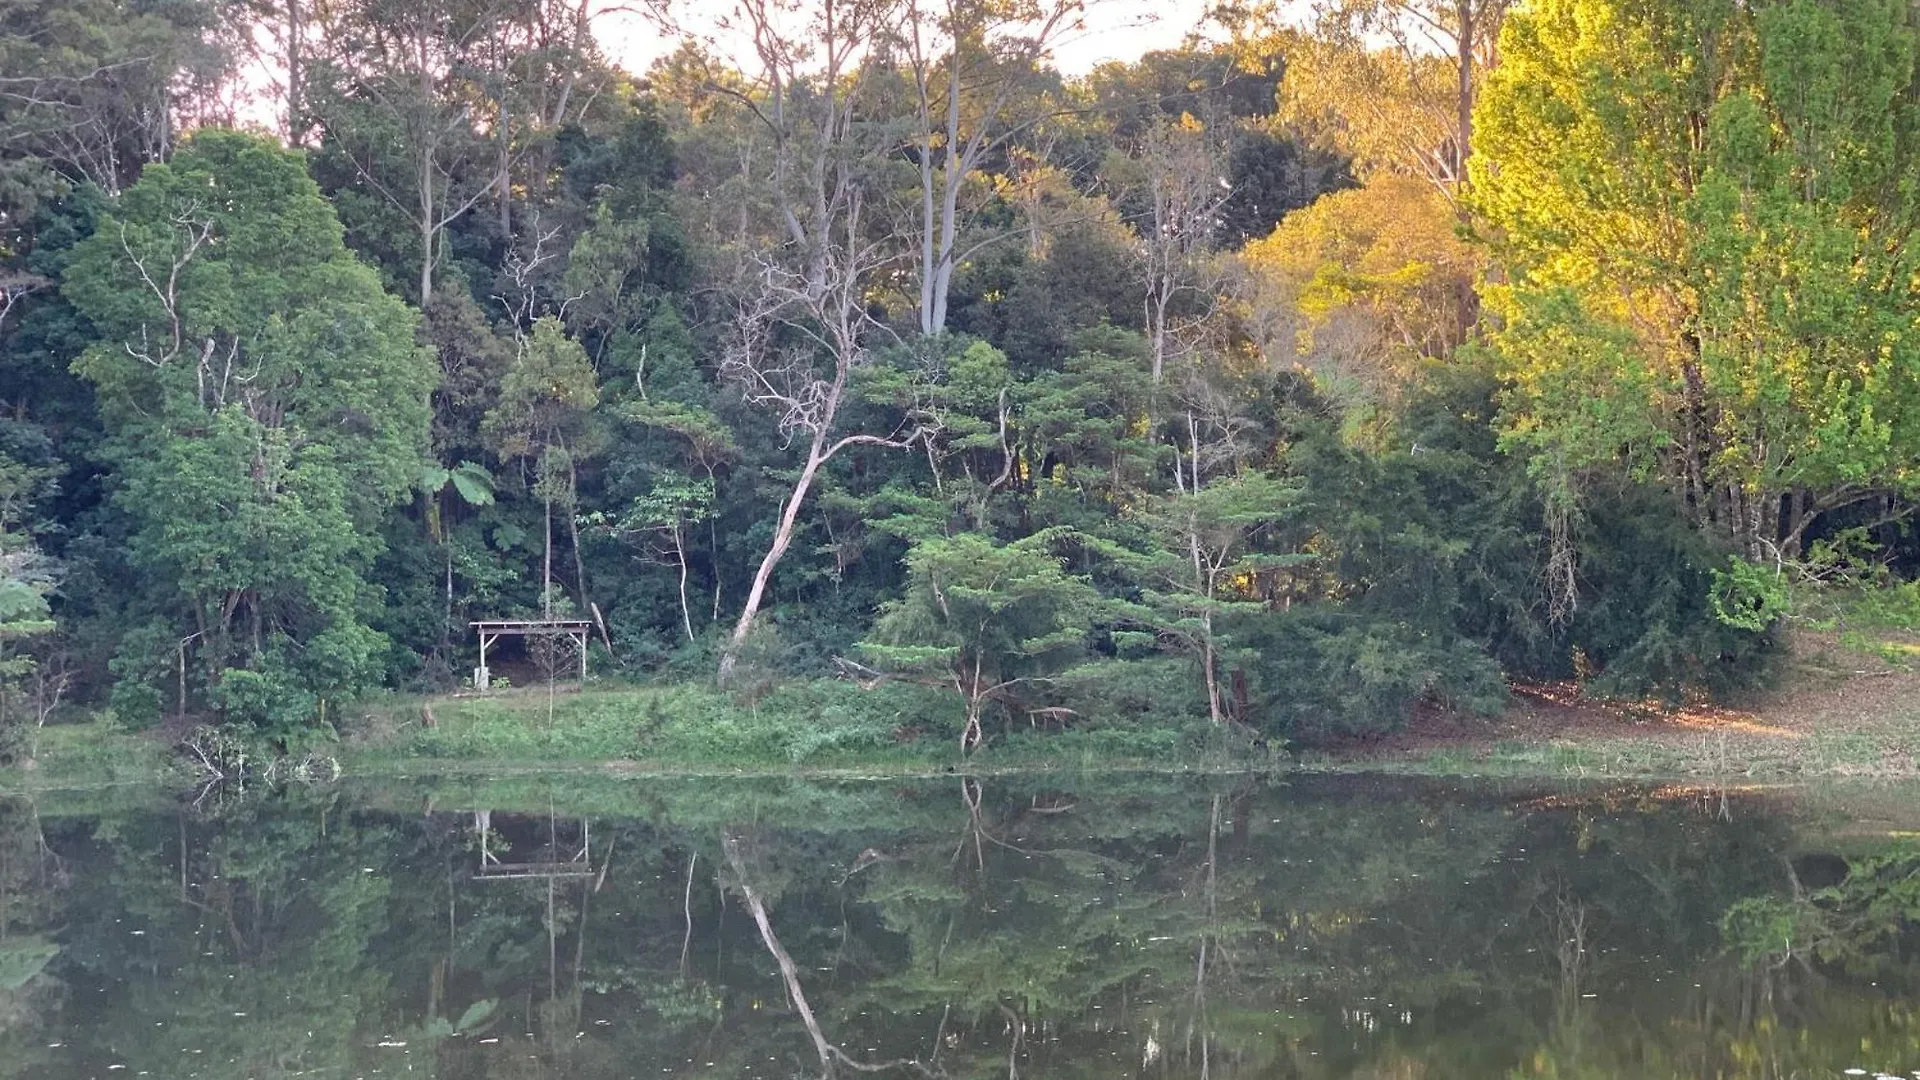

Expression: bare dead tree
xmin=712 ymin=0 xmax=936 ymax=682
xmin=1135 ymin=122 xmax=1229 ymax=386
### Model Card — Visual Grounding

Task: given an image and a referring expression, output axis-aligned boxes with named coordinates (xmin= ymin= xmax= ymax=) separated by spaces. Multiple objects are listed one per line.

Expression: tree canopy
xmin=10 ymin=0 xmax=1920 ymax=753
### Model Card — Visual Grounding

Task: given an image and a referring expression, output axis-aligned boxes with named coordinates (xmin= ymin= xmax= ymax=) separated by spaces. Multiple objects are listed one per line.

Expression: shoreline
xmin=5 ymin=630 xmax=1919 ymax=794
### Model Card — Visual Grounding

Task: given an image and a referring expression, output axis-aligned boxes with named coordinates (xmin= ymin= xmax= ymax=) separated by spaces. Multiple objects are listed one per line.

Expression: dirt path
xmin=1339 ymin=632 xmax=1920 ymax=778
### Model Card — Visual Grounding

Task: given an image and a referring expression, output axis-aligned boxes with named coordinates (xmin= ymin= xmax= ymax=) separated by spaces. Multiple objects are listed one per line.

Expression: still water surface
xmin=2 ymin=774 xmax=1917 ymax=1079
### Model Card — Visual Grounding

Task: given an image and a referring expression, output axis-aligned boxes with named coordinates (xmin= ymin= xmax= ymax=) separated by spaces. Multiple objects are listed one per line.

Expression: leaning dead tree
xmin=713 ymin=0 xmax=933 ymax=683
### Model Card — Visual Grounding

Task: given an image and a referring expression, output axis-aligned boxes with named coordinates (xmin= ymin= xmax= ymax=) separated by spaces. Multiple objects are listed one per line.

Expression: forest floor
xmin=1326 ymin=627 xmax=1920 ymax=780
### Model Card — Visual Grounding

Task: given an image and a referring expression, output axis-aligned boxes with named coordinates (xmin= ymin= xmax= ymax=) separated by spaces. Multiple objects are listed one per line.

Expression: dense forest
xmin=3 ymin=0 xmax=1917 ymax=755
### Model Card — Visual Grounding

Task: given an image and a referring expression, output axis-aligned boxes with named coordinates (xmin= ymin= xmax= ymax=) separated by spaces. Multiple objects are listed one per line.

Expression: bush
xmin=212 ymin=668 xmax=318 ymax=740
xmin=1234 ymin=607 xmax=1509 ymax=741
xmin=1559 ymin=480 xmax=1782 ymax=701
xmin=1053 ymin=658 xmax=1208 ymax=727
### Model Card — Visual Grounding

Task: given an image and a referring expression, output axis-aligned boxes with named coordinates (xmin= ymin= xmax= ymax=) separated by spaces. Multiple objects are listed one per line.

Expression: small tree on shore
xmin=860 ymin=531 xmax=1098 ymax=753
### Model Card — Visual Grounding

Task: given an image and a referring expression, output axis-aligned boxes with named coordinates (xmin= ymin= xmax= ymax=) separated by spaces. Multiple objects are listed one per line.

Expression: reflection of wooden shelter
xmin=471 ymin=619 xmax=592 ymax=688
xmin=471 ymin=809 xmax=596 ymax=881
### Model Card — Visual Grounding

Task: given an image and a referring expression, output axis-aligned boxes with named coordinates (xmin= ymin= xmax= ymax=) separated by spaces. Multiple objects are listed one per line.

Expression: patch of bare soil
xmin=1342 ymin=629 xmax=1920 ymax=775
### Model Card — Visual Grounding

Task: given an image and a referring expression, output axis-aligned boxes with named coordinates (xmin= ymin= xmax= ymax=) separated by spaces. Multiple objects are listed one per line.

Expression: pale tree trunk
xmin=672 ymin=520 xmax=694 ymax=642
xmin=926 ymin=64 xmax=964 ymax=335
xmin=417 ymin=35 xmax=437 ymax=305
xmin=722 ymin=833 xmax=836 ymax=1076
xmin=284 ymin=0 xmax=304 ymax=144
xmin=961 ymin=649 xmax=986 ymax=754
xmin=719 ymin=422 xmax=834 ymax=682
xmin=719 ymin=0 xmax=928 ymax=683
xmin=567 ymin=458 xmax=588 ymax=614
xmin=542 ymin=494 xmax=553 ymax=619
xmin=1455 ymin=0 xmax=1475 ymax=186
xmin=1190 ymin=512 xmax=1221 ymax=726
xmin=904 ymin=0 xmax=1079 ymax=335
xmin=497 ymin=96 xmax=513 ymax=238
xmin=418 ymin=214 xmax=435 ymax=305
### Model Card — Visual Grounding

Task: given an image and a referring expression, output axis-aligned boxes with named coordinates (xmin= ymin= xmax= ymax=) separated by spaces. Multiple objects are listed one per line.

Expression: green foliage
xmin=62 ymin=130 xmax=432 ymax=725
xmin=1235 ymin=607 xmax=1509 ymax=739
xmin=1709 ymin=558 xmax=1789 ymax=632
xmin=862 ymin=532 xmax=1101 ymax=748
xmin=1721 ymin=845 xmax=1920 ymax=989
xmin=0 ymin=5 xmax=1882 ymax=752
xmin=1473 ymin=0 xmax=1920 ymax=557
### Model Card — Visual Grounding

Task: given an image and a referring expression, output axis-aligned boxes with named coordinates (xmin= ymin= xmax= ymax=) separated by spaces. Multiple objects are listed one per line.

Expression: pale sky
xmin=590 ymin=0 xmax=1227 ymax=80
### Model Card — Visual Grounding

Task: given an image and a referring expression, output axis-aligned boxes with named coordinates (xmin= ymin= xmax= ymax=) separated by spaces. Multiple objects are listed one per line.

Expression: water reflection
xmin=0 ymin=775 xmax=1916 ymax=1078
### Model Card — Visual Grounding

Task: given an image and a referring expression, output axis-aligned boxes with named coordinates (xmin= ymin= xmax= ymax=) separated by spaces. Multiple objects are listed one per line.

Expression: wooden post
xmin=577 ymin=628 xmax=588 ymax=683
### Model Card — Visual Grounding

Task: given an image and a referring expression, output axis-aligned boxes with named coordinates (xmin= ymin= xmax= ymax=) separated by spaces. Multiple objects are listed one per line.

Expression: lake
xmin=1 ymin=773 xmax=1917 ymax=1078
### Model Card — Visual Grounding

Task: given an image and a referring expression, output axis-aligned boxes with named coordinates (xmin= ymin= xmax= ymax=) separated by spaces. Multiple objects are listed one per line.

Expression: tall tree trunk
xmin=284 ymin=0 xmax=304 ymax=144
xmin=542 ymin=495 xmax=554 ymax=619
xmin=417 ymin=36 xmax=436 ymax=305
xmin=496 ymin=97 xmax=512 ymax=239
xmin=1191 ymin=517 xmax=1221 ymax=726
xmin=443 ymin=518 xmax=455 ymax=652
xmin=673 ymin=522 xmax=694 ymax=642
xmin=917 ymin=105 xmax=938 ymax=335
xmin=720 ymin=430 xmax=831 ymax=683
xmin=567 ymin=459 xmax=588 ymax=613
xmin=1455 ymin=1 xmax=1475 ymax=186
xmin=419 ymin=217 xmax=434 ymax=306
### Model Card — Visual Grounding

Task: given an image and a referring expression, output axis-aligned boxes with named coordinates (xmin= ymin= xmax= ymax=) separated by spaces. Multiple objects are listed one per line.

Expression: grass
xmin=1328 ymin=714 xmax=1920 ymax=782
xmin=14 ymin=588 xmax=1920 ymax=793
xmin=0 ymin=720 xmax=174 ymax=792
xmin=0 ymin=677 xmax=1271 ymax=796
xmin=331 ymin=678 xmax=1276 ymax=779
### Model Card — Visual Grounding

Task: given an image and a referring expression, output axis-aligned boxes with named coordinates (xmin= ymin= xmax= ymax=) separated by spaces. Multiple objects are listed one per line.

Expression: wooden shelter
xmin=470 ymin=809 xmax=595 ymax=881
xmin=471 ymin=618 xmax=593 ymax=688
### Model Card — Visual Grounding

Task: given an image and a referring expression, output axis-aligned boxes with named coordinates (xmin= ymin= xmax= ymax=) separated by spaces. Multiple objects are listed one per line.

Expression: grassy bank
xmin=0 ymin=678 xmax=1279 ymax=793
xmin=10 ymin=602 xmax=1920 ymax=793
xmin=340 ymin=680 xmax=1273 ymax=777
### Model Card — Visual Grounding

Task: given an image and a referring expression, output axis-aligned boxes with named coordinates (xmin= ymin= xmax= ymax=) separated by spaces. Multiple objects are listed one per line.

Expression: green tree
xmin=63 ymin=129 xmax=433 ymax=727
xmin=861 ymin=532 xmax=1099 ymax=752
xmin=1472 ymin=0 xmax=1920 ymax=566
xmin=482 ymin=317 xmax=601 ymax=619
xmin=1117 ymin=470 xmax=1308 ymax=726
xmin=0 ymin=447 xmax=54 ymax=762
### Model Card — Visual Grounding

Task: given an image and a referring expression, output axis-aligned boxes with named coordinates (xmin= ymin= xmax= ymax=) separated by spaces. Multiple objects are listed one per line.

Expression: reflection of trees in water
xmin=3 ymin=779 xmax=1919 ymax=1078
xmin=0 ymin=799 xmax=64 ymax=1080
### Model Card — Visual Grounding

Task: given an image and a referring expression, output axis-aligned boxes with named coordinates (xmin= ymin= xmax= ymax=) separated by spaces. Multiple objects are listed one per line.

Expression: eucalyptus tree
xmin=1273 ymin=0 xmax=1509 ymax=198
xmin=0 ymin=0 xmax=234 ymax=202
xmin=895 ymin=0 xmax=1081 ymax=335
xmin=303 ymin=0 xmax=612 ymax=303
